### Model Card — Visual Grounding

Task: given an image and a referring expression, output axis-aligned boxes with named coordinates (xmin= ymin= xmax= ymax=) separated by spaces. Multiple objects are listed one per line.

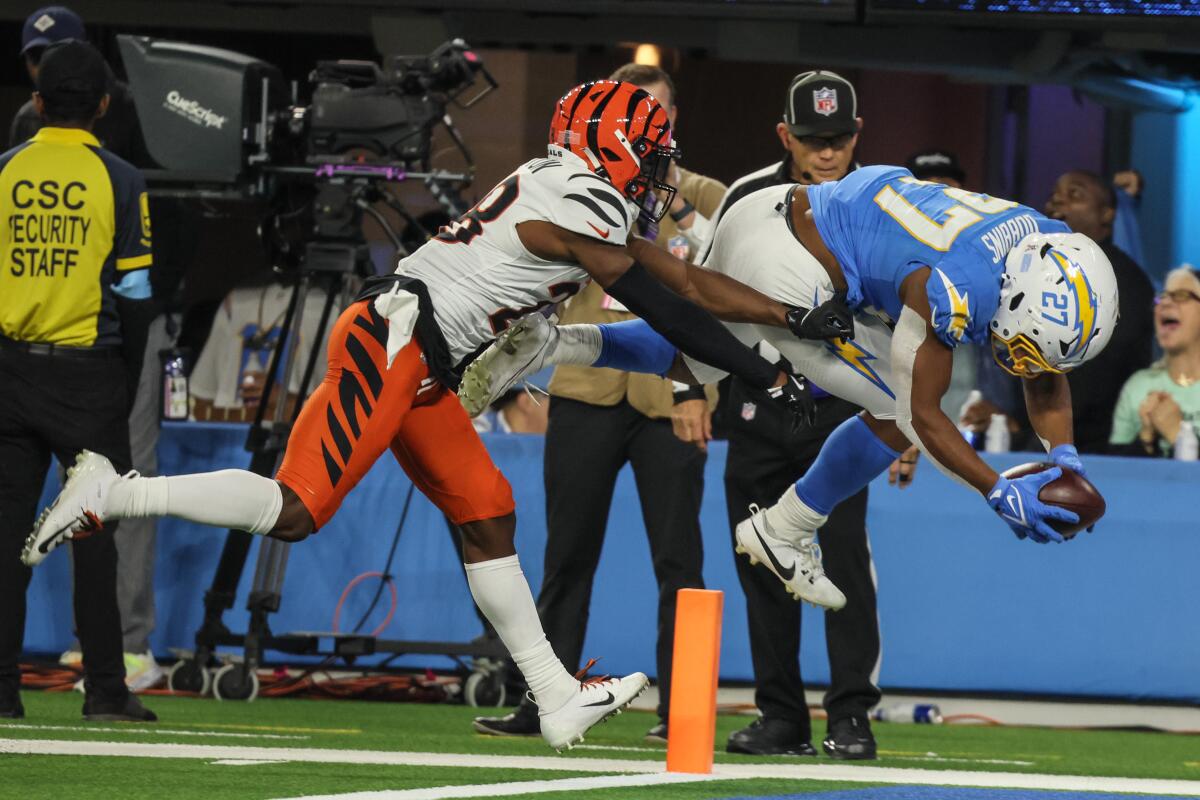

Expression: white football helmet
xmin=990 ymin=232 xmax=1119 ymax=377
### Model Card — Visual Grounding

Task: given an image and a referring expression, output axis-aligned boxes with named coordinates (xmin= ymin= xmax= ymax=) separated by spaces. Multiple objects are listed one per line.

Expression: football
xmin=1001 ymin=462 xmax=1106 ymax=539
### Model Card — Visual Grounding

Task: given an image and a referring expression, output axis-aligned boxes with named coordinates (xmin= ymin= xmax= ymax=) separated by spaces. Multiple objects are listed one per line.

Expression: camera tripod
xmin=167 ymin=165 xmax=510 ymax=705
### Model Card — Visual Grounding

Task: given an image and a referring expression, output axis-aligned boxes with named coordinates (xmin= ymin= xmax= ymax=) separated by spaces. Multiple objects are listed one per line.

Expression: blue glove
xmin=1050 ymin=443 xmax=1086 ymax=478
xmin=1049 ymin=444 xmax=1096 ymax=532
xmin=986 ymin=468 xmax=1079 ymax=544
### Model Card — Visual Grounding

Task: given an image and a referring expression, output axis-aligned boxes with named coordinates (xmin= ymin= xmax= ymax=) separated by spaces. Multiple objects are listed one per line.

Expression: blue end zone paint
xmin=720 ymin=788 xmax=1186 ymax=800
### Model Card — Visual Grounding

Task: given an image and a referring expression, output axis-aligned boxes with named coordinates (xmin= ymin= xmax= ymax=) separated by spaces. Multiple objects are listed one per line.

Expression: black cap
xmin=35 ymin=40 xmax=108 ymax=117
xmin=906 ymin=150 xmax=966 ymax=184
xmin=784 ymin=70 xmax=858 ymax=138
xmin=21 ymin=6 xmax=85 ymax=55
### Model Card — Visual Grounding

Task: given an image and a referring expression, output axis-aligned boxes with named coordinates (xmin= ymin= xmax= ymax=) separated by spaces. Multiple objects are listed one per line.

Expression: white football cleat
xmin=22 ymin=451 xmax=122 ymax=567
xmin=458 ymin=313 xmax=557 ymax=418
xmin=734 ymin=504 xmax=846 ymax=611
xmin=539 ymin=665 xmax=649 ymax=752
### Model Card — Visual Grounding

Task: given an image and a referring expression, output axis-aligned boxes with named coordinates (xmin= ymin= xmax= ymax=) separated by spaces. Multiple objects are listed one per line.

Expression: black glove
xmin=766 ymin=373 xmax=816 ymax=432
xmin=786 ymin=292 xmax=855 ymax=341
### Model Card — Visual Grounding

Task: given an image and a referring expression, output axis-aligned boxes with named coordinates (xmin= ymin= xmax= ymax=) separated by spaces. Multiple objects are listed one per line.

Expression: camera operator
xmin=9 ymin=6 xmax=192 ymax=690
xmin=0 ymin=41 xmax=156 ymax=721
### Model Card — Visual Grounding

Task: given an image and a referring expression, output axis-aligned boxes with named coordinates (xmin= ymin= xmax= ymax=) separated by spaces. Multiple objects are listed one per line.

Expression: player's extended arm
xmin=892 ymin=268 xmax=998 ymax=494
xmin=1023 ymin=372 xmax=1089 ymax=478
xmin=626 ymin=236 xmax=787 ymax=326
xmin=627 ymin=236 xmax=854 ymax=339
xmin=1023 ymin=372 xmax=1073 ymax=451
xmin=517 ymin=220 xmax=783 ymax=390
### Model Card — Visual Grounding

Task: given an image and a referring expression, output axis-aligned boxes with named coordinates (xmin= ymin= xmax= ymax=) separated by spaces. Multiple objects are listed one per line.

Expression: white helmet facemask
xmin=989 ymin=232 xmax=1119 ymax=377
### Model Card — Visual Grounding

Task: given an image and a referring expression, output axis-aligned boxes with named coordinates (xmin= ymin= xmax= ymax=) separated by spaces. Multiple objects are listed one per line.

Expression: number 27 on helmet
xmin=990 ymin=232 xmax=1119 ymax=378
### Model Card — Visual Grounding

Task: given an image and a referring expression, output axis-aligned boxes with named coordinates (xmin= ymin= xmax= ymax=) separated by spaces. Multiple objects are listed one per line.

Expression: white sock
xmin=549 ymin=324 xmax=602 ymax=366
xmin=764 ymin=485 xmax=828 ymax=543
xmin=106 ymin=470 xmax=284 ymax=535
xmin=464 ymin=555 xmax=576 ymax=712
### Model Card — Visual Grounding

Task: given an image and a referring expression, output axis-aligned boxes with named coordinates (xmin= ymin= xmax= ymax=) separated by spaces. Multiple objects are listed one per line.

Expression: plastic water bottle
xmin=871 ymin=703 xmax=943 ymax=724
xmin=161 ymin=349 xmax=189 ymax=421
xmin=1175 ymin=421 xmax=1199 ymax=461
xmin=984 ymin=413 xmax=1011 ymax=453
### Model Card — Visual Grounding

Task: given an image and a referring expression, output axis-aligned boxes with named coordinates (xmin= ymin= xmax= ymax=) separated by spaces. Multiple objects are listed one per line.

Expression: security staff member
xmin=705 ymin=71 xmax=883 ymax=760
xmin=0 ymin=41 xmax=156 ymax=721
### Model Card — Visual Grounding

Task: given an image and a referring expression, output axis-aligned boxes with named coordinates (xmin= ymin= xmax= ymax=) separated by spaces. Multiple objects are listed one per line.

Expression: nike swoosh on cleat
xmin=586 ymin=222 xmax=611 ymax=239
xmin=37 ymin=524 xmax=73 ymax=554
xmin=580 ymin=691 xmax=615 ymax=708
xmin=751 ymin=518 xmax=796 ymax=581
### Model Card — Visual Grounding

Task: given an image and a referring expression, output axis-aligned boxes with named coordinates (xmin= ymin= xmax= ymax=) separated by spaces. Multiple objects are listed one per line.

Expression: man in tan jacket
xmin=473 ymin=64 xmax=724 ymax=743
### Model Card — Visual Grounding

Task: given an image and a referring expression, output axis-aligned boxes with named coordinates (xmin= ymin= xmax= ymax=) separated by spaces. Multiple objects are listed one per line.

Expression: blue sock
xmin=593 ymin=319 xmax=676 ymax=376
xmin=793 ymin=415 xmax=901 ymax=515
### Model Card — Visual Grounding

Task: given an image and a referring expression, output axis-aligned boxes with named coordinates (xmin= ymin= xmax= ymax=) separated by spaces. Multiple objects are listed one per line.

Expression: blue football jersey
xmin=808 ymin=165 xmax=1070 ymax=348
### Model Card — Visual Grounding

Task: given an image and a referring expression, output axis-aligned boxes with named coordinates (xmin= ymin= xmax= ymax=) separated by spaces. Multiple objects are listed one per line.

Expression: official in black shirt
xmin=703 ymin=71 xmax=882 ymax=761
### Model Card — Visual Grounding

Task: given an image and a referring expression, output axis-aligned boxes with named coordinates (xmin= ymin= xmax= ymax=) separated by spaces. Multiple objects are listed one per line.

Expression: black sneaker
xmin=82 ymin=692 xmax=157 ymax=722
xmin=644 ymin=720 xmax=668 ymax=744
xmin=0 ymin=684 xmax=23 ymax=719
xmin=726 ymin=717 xmax=817 ymax=756
xmin=822 ymin=716 xmax=876 ymax=760
xmin=472 ymin=697 xmax=539 ymax=736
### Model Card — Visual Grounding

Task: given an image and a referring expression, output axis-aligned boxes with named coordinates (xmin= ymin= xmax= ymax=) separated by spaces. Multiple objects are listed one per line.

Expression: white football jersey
xmin=399 ymin=153 xmax=635 ymax=363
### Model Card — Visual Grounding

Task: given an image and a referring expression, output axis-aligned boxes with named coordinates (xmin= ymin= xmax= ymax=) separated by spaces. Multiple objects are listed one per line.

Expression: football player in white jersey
xmin=25 ymin=80 xmax=851 ymax=750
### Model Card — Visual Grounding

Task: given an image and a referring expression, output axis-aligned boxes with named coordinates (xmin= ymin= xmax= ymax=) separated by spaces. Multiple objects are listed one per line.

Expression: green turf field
xmin=1 ymin=691 xmax=1197 ymax=799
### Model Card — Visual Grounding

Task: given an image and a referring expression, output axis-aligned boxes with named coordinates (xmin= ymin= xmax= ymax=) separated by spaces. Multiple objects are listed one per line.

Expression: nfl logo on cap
xmin=813 ymin=87 xmax=838 ymax=116
xmin=741 ymin=402 xmax=757 ymax=422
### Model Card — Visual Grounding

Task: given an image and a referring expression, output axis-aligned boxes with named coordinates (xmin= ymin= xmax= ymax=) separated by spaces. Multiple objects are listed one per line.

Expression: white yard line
xmin=272 ymin=773 xmax=719 ymax=800
xmin=3 ymin=738 xmax=1200 ymax=797
xmin=211 ymin=759 xmax=290 ymax=766
xmin=0 ymin=723 xmax=306 ymax=740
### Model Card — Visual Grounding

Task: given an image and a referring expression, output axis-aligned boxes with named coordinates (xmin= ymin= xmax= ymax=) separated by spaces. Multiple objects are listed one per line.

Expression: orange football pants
xmin=275 ymin=300 xmax=514 ymax=529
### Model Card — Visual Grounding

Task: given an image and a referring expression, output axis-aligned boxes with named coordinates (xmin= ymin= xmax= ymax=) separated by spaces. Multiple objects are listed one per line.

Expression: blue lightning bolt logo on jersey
xmin=807 ymin=165 xmax=1069 ymax=348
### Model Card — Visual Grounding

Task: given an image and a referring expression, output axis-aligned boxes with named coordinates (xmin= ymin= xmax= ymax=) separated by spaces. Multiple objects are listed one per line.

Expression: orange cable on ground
xmin=666 ymin=589 xmax=723 ymax=774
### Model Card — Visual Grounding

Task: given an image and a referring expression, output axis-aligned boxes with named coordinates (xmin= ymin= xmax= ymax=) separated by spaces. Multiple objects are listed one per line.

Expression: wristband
xmin=672 ymin=385 xmax=707 ymax=404
xmin=669 ymin=200 xmax=696 ymax=223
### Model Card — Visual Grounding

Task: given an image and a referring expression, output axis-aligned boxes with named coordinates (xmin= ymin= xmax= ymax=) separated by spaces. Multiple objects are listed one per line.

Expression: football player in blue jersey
xmin=459 ymin=165 xmax=1119 ymax=609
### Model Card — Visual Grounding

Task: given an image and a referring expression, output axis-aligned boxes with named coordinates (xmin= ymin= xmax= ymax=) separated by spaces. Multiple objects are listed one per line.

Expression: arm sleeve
xmin=605 ymin=261 xmax=778 ymax=390
xmin=115 ymin=167 xmax=153 ymax=273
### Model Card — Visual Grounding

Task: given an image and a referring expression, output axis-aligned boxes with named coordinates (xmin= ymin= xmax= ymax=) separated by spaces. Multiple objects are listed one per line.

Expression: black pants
xmin=0 ymin=348 xmax=132 ymax=698
xmin=722 ymin=386 xmax=881 ymax=737
xmin=539 ymin=397 xmax=706 ymax=721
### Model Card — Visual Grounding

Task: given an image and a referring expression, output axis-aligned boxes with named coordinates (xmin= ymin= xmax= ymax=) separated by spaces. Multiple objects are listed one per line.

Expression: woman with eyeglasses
xmin=1110 ymin=266 xmax=1200 ymax=456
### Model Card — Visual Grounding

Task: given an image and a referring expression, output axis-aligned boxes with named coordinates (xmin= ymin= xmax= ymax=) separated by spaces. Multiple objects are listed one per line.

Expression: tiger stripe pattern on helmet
xmin=549 ymin=80 xmax=678 ymax=213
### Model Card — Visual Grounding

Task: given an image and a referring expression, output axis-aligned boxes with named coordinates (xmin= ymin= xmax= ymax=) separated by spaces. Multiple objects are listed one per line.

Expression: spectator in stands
xmin=189 ymin=280 xmax=331 ymax=422
xmin=1110 ymin=266 xmax=1200 ymax=456
xmin=472 ymin=63 xmax=725 ymax=744
xmin=962 ymin=170 xmax=1155 ymax=452
xmin=712 ymin=71 xmax=881 ymax=761
xmin=905 ymin=149 xmax=965 ymax=189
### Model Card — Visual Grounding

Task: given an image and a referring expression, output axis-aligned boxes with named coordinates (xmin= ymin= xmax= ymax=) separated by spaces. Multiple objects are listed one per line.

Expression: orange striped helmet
xmin=549 ymin=80 xmax=681 ymax=220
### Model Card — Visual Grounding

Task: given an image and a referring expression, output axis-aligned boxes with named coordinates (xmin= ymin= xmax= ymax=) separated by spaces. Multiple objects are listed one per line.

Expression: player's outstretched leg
xmin=458 ymin=317 xmax=673 ymax=417
xmin=24 ymin=299 xmax=416 ymax=566
xmin=459 ymin=515 xmax=648 ymax=751
xmin=735 ymin=414 xmax=904 ymax=610
xmin=22 ymin=452 xmax=295 ymax=566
